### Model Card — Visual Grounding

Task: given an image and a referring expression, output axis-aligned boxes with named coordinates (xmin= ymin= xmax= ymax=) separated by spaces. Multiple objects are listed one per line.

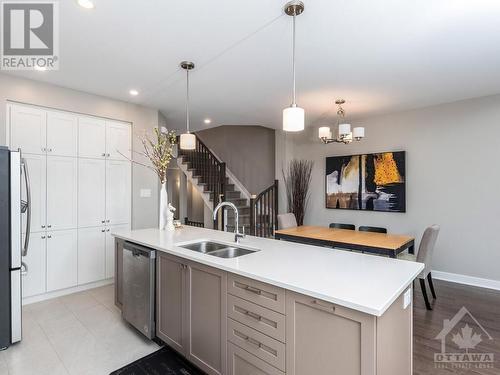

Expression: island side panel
xmin=114 ymin=238 xmax=125 ymax=309
xmin=376 ymin=288 xmax=413 ymax=375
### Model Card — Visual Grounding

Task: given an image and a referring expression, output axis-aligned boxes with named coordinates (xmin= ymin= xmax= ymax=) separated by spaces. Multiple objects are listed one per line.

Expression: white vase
xmin=159 ymin=182 xmax=168 ymax=230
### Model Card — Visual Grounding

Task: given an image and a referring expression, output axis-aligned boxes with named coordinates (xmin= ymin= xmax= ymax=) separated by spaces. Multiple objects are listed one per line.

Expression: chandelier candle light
xmin=318 ymin=99 xmax=365 ymax=144
xmin=283 ymin=1 xmax=305 ymax=132
xmin=180 ymin=61 xmax=196 ymax=150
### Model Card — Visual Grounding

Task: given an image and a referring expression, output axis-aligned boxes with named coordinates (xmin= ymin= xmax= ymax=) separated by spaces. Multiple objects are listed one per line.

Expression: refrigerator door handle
xmin=21 ymin=158 xmax=31 ymax=257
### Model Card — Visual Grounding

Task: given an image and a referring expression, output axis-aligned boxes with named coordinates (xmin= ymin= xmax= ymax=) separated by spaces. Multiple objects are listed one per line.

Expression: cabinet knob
xmin=107 ymin=153 xmax=110 ymax=157
xmin=101 ymin=229 xmax=106 ymax=232
xmin=102 ymin=153 xmax=106 ymax=157
xmin=41 ymin=225 xmax=45 ymax=229
xmin=106 ymin=220 xmax=110 ymax=223
xmin=41 ymin=235 xmax=46 ymax=239
xmin=101 ymin=220 xmax=105 ymax=223
xmin=47 ymin=235 xmax=52 ymax=239
xmin=47 ymin=224 xmax=52 ymax=228
xmin=106 ymin=229 xmax=110 ymax=232
xmin=48 ymin=148 xmax=52 ymax=152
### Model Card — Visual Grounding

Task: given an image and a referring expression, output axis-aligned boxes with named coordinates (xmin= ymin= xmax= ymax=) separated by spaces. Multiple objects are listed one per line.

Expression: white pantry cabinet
xmin=106 ymin=160 xmax=131 ymax=225
xmin=78 ymin=116 xmax=106 ymax=159
xmin=46 ymin=156 xmax=78 ymax=231
xmin=21 ymin=233 xmax=47 ymax=298
xmin=78 ymin=227 xmax=106 ymax=284
xmin=9 ymin=103 xmax=131 ymax=301
xmin=46 ymin=229 xmax=78 ymax=292
xmin=9 ymin=104 xmax=47 ymax=154
xmin=78 ymin=158 xmax=106 ymax=227
xmin=46 ymin=110 xmax=78 ymax=157
xmin=106 ymin=120 xmax=131 ymax=160
xmin=21 ymin=154 xmax=46 ymax=233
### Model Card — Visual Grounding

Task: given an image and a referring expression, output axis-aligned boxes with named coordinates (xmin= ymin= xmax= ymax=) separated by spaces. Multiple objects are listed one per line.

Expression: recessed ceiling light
xmin=34 ymin=65 xmax=47 ymax=71
xmin=129 ymin=89 xmax=139 ymax=96
xmin=77 ymin=0 xmax=95 ymax=9
xmin=204 ymin=118 xmax=212 ymax=124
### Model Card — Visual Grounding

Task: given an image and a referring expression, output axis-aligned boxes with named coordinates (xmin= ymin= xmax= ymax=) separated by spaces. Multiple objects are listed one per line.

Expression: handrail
xmin=177 ymin=134 xmax=226 ymax=229
xmin=249 ymin=180 xmax=278 ymax=238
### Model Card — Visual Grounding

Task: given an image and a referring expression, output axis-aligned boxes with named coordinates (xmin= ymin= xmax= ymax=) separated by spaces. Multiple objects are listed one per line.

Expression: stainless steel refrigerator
xmin=0 ymin=146 xmax=30 ymax=349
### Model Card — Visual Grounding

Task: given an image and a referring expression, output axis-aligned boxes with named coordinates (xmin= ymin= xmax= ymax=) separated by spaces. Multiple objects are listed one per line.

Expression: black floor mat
xmin=110 ymin=346 xmax=206 ymax=375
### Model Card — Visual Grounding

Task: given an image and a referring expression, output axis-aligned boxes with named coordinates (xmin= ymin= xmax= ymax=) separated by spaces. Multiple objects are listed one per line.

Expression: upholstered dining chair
xmin=399 ymin=225 xmax=440 ymax=310
xmin=329 ymin=223 xmax=356 ymax=230
xmin=277 ymin=213 xmax=298 ymax=230
xmin=358 ymin=226 xmax=387 ymax=234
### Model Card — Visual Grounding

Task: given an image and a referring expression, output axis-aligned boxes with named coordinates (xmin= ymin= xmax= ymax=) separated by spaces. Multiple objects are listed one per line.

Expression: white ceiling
xmin=7 ymin=0 xmax=500 ymax=130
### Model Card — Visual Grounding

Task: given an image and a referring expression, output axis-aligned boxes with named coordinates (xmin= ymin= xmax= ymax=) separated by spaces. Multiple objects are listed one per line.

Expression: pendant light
xmin=179 ymin=61 xmax=196 ymax=150
xmin=283 ymin=1 xmax=305 ymax=132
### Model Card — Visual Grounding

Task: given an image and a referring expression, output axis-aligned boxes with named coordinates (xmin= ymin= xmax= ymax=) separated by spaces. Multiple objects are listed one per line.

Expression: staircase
xmin=177 ymin=135 xmax=278 ymax=237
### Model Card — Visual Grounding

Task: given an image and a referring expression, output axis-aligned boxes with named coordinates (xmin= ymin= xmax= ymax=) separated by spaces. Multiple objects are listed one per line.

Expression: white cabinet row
xmin=22 ymin=154 xmax=131 ymax=232
xmin=22 ymin=225 xmax=128 ymax=298
xmin=8 ymin=103 xmax=131 ymax=160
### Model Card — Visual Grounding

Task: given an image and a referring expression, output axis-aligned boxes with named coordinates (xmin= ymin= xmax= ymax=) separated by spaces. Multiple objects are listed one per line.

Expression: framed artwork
xmin=325 ymin=151 xmax=406 ymax=212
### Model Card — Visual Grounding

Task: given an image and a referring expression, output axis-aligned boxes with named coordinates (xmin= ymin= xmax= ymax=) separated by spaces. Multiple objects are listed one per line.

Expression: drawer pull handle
xmin=245 ymin=285 xmax=262 ymax=295
xmin=312 ymin=299 xmax=335 ymax=312
xmin=244 ymin=310 xmax=262 ymax=321
xmin=240 ymin=333 xmax=262 ymax=348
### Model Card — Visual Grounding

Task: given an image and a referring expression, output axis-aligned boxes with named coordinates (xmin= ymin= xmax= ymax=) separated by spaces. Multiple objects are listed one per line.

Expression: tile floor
xmin=0 ymin=285 xmax=159 ymax=375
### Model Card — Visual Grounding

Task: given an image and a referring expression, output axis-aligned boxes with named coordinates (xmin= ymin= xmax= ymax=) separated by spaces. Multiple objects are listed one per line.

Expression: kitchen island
xmin=112 ymin=226 xmax=423 ymax=375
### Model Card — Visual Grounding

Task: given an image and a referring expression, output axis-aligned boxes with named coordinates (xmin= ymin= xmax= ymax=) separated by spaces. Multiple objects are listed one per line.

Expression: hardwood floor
xmin=413 ymin=279 xmax=500 ymax=374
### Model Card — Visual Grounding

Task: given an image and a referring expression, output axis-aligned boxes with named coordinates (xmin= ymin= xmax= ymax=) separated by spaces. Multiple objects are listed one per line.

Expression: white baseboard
xmin=22 ymin=278 xmax=114 ymax=306
xmin=432 ymin=270 xmax=500 ymax=291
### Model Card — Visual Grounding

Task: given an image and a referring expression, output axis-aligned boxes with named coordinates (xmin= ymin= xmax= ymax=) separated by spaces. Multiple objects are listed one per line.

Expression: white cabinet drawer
xmin=227 ymin=294 xmax=285 ymax=343
xmin=228 ymin=319 xmax=285 ymax=372
xmin=228 ymin=274 xmax=285 ymax=314
xmin=227 ymin=342 xmax=284 ymax=375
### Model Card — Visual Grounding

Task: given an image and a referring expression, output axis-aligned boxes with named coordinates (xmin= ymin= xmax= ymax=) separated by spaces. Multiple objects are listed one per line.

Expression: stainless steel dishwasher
xmin=122 ymin=241 xmax=156 ymax=339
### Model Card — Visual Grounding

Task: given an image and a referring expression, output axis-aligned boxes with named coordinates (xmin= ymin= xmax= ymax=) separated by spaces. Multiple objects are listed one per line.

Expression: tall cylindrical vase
xmin=159 ymin=182 xmax=168 ymax=230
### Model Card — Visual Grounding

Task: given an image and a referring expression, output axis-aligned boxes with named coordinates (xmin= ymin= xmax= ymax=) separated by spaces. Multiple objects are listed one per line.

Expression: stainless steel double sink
xmin=178 ymin=240 xmax=259 ymax=259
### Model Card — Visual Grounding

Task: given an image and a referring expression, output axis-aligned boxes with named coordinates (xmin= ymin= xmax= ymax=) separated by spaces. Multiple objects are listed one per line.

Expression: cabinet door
xmin=46 ymin=229 xmax=77 ymax=292
xmin=285 ymin=291 xmax=376 ymax=375
xmin=78 ymin=158 xmax=105 ymax=227
xmin=105 ymin=224 xmax=129 ymax=279
xmin=46 ymin=156 xmax=78 ymax=231
xmin=105 ymin=160 xmax=131 ymax=225
xmin=78 ymin=116 xmax=106 ymax=159
xmin=106 ymin=121 xmax=131 ymax=160
xmin=21 ymin=154 xmax=46 ymax=232
xmin=21 ymin=233 xmax=46 ymax=298
xmin=186 ymin=261 xmax=227 ymax=375
xmin=156 ymin=253 xmax=187 ymax=355
xmin=9 ymin=103 xmax=47 ymax=155
xmin=46 ymin=110 xmax=78 ymax=157
xmin=77 ymin=227 xmax=106 ymax=284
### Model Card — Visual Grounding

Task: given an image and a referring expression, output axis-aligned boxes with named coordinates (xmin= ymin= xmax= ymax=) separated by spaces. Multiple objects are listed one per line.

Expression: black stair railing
xmin=177 ymin=135 xmax=226 ymax=230
xmin=249 ymin=180 xmax=278 ymax=238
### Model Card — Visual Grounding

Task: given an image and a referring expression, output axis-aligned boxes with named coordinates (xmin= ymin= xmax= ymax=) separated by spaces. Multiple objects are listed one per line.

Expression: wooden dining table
xmin=274 ymin=225 xmax=415 ymax=258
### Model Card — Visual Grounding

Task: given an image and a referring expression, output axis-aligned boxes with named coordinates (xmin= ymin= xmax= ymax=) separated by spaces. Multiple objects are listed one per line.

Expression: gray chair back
xmin=416 ymin=225 xmax=440 ymax=278
xmin=277 ymin=213 xmax=298 ymax=230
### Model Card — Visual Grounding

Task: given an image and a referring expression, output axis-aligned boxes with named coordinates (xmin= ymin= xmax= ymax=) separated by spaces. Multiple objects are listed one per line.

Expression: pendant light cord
xmin=292 ymin=13 xmax=296 ymax=106
xmin=186 ymin=69 xmax=190 ymax=133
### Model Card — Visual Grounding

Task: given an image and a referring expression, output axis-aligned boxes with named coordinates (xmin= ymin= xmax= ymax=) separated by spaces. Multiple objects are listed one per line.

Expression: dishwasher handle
xmin=123 ymin=242 xmax=156 ymax=259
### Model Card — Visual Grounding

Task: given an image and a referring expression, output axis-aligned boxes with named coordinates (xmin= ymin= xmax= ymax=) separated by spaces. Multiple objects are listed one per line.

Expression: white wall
xmin=0 ymin=73 xmax=160 ymax=229
xmin=277 ymin=94 xmax=500 ymax=282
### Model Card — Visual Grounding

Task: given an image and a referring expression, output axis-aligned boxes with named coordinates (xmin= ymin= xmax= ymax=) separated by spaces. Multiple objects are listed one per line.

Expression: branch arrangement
xmin=282 ymin=159 xmax=314 ymax=226
xmin=120 ymin=127 xmax=177 ymax=185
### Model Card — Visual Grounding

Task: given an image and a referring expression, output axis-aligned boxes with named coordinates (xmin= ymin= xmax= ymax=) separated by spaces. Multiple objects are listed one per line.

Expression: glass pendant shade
xmin=180 ymin=133 xmax=195 ymax=150
xmin=338 ymin=123 xmax=351 ymax=136
xmin=283 ymin=106 xmax=305 ymax=132
xmin=318 ymin=126 xmax=331 ymax=138
xmin=353 ymin=127 xmax=365 ymax=139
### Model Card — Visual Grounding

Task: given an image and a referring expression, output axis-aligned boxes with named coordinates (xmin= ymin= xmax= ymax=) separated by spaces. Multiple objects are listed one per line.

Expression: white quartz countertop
xmin=112 ymin=226 xmax=424 ymax=316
